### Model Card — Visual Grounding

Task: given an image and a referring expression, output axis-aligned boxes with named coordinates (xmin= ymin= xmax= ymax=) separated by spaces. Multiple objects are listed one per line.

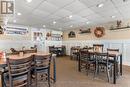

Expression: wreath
xmin=94 ymin=27 xmax=105 ymax=38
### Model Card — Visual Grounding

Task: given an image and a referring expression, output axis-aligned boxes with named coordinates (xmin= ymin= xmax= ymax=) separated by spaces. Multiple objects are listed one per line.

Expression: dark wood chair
xmin=70 ymin=46 xmax=80 ymax=60
xmin=80 ymin=50 xmax=96 ymax=75
xmin=6 ymin=56 xmax=33 ymax=87
xmin=107 ymin=48 xmax=119 ymax=76
xmin=93 ymin=44 xmax=104 ymax=52
xmin=95 ymin=52 xmax=112 ymax=82
xmin=33 ymin=54 xmax=52 ymax=87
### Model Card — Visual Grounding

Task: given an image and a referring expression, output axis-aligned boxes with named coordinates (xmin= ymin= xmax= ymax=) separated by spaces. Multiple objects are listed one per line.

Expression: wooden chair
xmin=80 ymin=50 xmax=96 ymax=75
xmin=33 ymin=54 xmax=52 ymax=87
xmin=93 ymin=44 xmax=104 ymax=52
xmin=70 ymin=46 xmax=80 ymax=60
xmin=95 ymin=52 xmax=112 ymax=82
xmin=107 ymin=48 xmax=119 ymax=76
xmin=6 ymin=56 xmax=33 ymax=87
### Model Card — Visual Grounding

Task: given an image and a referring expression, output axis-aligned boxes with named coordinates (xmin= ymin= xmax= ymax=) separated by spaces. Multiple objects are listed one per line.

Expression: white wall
xmin=63 ymin=39 xmax=130 ymax=66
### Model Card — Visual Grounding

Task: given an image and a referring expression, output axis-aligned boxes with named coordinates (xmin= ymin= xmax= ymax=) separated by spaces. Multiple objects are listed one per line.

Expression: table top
xmin=0 ymin=52 xmax=50 ymax=67
xmin=89 ymin=50 xmax=121 ymax=56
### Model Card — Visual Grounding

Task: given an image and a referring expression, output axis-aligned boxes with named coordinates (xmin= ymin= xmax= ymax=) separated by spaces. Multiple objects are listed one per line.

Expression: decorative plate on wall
xmin=94 ymin=27 xmax=105 ymax=38
xmin=68 ymin=31 xmax=76 ymax=38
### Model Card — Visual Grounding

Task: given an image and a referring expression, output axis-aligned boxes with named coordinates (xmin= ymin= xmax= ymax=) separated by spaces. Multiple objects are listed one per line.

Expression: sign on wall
xmin=0 ymin=0 xmax=14 ymax=14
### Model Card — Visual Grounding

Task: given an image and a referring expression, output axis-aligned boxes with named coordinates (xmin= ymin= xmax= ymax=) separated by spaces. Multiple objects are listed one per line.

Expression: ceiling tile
xmin=37 ymin=1 xmax=59 ymax=13
xmin=47 ymin=0 xmax=75 ymax=8
xmin=76 ymin=8 xmax=95 ymax=17
xmin=79 ymin=0 xmax=106 ymax=7
xmin=64 ymin=0 xmax=87 ymax=13
xmin=32 ymin=9 xmax=50 ymax=18
xmin=53 ymin=9 xmax=72 ymax=17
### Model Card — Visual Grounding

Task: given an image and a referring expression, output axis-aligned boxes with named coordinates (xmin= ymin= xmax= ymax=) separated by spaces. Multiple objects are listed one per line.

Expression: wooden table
xmin=78 ymin=50 xmax=122 ymax=84
xmin=0 ymin=52 xmax=56 ymax=87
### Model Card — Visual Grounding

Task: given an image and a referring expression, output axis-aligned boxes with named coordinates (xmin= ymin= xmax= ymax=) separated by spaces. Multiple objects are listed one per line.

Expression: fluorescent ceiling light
xmin=17 ymin=12 xmax=21 ymax=16
xmin=97 ymin=3 xmax=104 ymax=8
xmin=26 ymin=0 xmax=32 ymax=3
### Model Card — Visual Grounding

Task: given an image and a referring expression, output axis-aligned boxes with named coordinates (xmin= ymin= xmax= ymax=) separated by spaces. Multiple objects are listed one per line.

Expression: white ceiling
xmin=6 ymin=0 xmax=130 ymax=30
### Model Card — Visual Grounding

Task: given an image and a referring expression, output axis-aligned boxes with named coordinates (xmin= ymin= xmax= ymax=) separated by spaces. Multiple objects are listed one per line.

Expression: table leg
xmin=78 ymin=53 xmax=81 ymax=72
xmin=113 ymin=56 xmax=117 ymax=84
xmin=53 ymin=57 xmax=56 ymax=82
xmin=120 ymin=54 xmax=122 ymax=76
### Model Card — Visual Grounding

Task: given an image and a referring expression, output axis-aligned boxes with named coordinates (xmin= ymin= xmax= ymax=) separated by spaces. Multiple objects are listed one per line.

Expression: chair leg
xmin=48 ymin=69 xmax=51 ymax=87
xmin=35 ymin=72 xmax=37 ymax=87
xmin=106 ymin=68 xmax=110 ymax=82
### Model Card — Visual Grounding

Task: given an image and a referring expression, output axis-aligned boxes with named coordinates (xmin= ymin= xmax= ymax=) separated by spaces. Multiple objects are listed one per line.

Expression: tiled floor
xmin=1 ymin=56 xmax=130 ymax=87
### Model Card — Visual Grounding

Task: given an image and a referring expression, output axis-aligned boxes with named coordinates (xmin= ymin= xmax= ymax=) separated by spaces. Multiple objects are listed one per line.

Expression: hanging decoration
xmin=68 ymin=31 xmax=76 ymax=38
xmin=94 ymin=27 xmax=105 ymax=38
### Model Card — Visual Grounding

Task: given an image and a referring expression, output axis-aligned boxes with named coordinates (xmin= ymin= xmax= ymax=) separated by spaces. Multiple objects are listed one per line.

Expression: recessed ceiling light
xmin=26 ymin=0 xmax=32 ymax=3
xmin=43 ymin=25 xmax=46 ymax=28
xmin=13 ymin=20 xmax=16 ymax=23
xmin=86 ymin=21 xmax=90 ymax=24
xmin=69 ymin=15 xmax=73 ymax=19
xmin=111 ymin=16 xmax=116 ymax=18
xmin=59 ymin=28 xmax=62 ymax=30
xmin=17 ymin=12 xmax=21 ymax=16
xmin=70 ymin=25 xmax=73 ymax=27
xmin=97 ymin=3 xmax=104 ymax=8
xmin=53 ymin=21 xmax=56 ymax=24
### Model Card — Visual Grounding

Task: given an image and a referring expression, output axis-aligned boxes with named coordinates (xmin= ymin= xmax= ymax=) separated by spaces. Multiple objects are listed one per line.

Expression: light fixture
xmin=53 ymin=21 xmax=56 ymax=24
xmin=86 ymin=21 xmax=90 ymax=24
xmin=26 ymin=0 xmax=32 ymax=3
xmin=43 ymin=25 xmax=46 ymax=28
xmin=97 ymin=3 xmax=104 ymax=8
xmin=17 ymin=12 xmax=21 ymax=16
xmin=111 ymin=16 xmax=116 ymax=18
xmin=13 ymin=20 xmax=16 ymax=23
xmin=69 ymin=15 xmax=73 ymax=19
xmin=70 ymin=25 xmax=73 ymax=27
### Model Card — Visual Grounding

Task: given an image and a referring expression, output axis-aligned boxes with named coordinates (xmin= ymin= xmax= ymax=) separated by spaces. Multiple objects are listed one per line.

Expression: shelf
xmin=79 ymin=29 xmax=91 ymax=34
xmin=109 ymin=26 xmax=130 ymax=30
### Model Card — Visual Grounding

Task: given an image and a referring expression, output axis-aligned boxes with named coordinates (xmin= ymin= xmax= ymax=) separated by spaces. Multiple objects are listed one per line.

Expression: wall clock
xmin=94 ymin=27 xmax=105 ymax=38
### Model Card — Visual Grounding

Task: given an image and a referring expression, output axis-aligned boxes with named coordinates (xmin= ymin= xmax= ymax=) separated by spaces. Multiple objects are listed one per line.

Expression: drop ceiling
xmin=4 ymin=0 xmax=130 ymax=30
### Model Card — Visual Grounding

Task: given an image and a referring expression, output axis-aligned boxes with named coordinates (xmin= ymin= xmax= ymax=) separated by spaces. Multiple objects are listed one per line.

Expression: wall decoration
xmin=110 ymin=20 xmax=130 ymax=30
xmin=46 ymin=31 xmax=62 ymax=41
xmin=4 ymin=26 xmax=28 ymax=35
xmin=33 ymin=32 xmax=43 ymax=41
xmin=68 ymin=31 xmax=76 ymax=38
xmin=79 ymin=28 xmax=91 ymax=34
xmin=117 ymin=20 xmax=122 ymax=28
xmin=94 ymin=27 xmax=105 ymax=38
xmin=0 ymin=26 xmax=4 ymax=34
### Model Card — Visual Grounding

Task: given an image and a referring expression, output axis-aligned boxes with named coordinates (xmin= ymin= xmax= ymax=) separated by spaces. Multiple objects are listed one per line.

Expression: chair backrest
xmin=34 ymin=54 xmax=52 ymax=70
xmin=93 ymin=44 xmax=104 ymax=52
xmin=95 ymin=52 xmax=109 ymax=65
xmin=107 ymin=48 xmax=119 ymax=52
xmin=7 ymin=56 xmax=33 ymax=87
xmin=80 ymin=50 xmax=90 ymax=61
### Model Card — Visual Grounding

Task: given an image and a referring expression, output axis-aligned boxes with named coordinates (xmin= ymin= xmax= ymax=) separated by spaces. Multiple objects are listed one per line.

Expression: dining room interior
xmin=0 ymin=0 xmax=130 ymax=87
